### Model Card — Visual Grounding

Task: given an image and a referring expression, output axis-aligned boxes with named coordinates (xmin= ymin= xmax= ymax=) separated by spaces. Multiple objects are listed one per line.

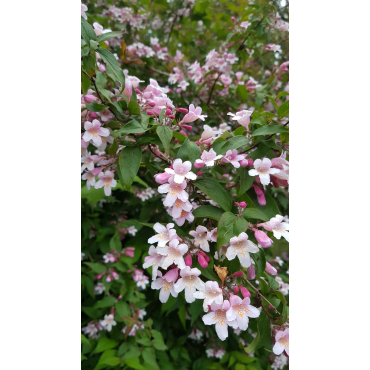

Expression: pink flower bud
xmin=248 ymin=158 xmax=254 ymax=166
xmin=176 ymin=108 xmax=188 ymax=114
xmin=239 ymin=201 xmax=247 ymax=208
xmin=146 ymin=110 xmax=154 ymax=116
xmin=96 ymin=274 xmax=103 ymax=279
xmin=84 ymin=95 xmax=97 ymax=104
xmin=164 ymin=268 xmax=179 ymax=282
xmin=98 ymin=64 xmax=106 ymax=72
xmin=198 ymin=253 xmax=208 ymax=268
xmin=254 ymin=229 xmax=273 ymax=248
xmin=154 ymin=172 xmax=171 ymax=184
xmin=252 ymin=184 xmax=266 ymax=206
xmin=88 ymin=112 xmax=97 ymax=120
xmin=197 ymin=171 xmax=203 ymax=176
xmin=231 ymin=16 xmax=236 ymax=23
xmin=227 ymin=42 xmax=235 ymax=48
xmin=169 ymin=115 xmax=175 ymax=119
xmin=179 ymin=130 xmax=188 ymax=136
xmin=239 ymin=159 xmax=249 ymax=167
xmin=174 ymin=139 xmax=179 ymax=143
xmin=240 ymin=286 xmax=251 ymax=298
xmin=233 ymin=286 xmax=239 ymax=293
xmin=148 ymin=102 xmax=156 ymax=107
xmin=165 ymin=109 xmax=172 ymax=115
xmin=181 ymin=125 xmax=193 ymax=131
xmin=135 ymin=89 xmax=141 ymax=94
xmin=234 ymin=202 xmax=239 ymax=206
xmin=194 ymin=161 xmax=205 ymax=169
xmin=265 ymin=262 xmax=277 ymax=276
xmin=247 ymin=265 xmax=256 ymax=280
xmin=201 ymin=252 xmax=210 ymax=262
xmin=268 ymin=305 xmax=273 ymax=309
xmin=231 ymin=271 xmax=244 ymax=277
xmin=185 ymin=254 xmax=192 ymax=267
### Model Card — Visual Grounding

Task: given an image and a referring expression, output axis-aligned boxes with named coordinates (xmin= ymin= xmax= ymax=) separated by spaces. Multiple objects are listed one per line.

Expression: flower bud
xmin=163 ymin=268 xmax=179 ymax=282
xmin=248 ymin=158 xmax=254 ymax=166
xmin=154 ymin=172 xmax=171 ymax=184
xmin=194 ymin=161 xmax=205 ymax=169
xmin=233 ymin=286 xmax=239 ymax=293
xmin=231 ymin=16 xmax=236 ymax=23
xmin=84 ymin=95 xmax=97 ymax=104
xmin=197 ymin=171 xmax=203 ymax=176
xmin=165 ymin=109 xmax=172 ymax=115
xmin=239 ymin=201 xmax=247 ymax=208
xmin=169 ymin=115 xmax=175 ymax=119
xmin=240 ymin=286 xmax=251 ymax=298
xmin=176 ymin=108 xmax=188 ymax=114
xmin=181 ymin=125 xmax=193 ymax=131
xmin=239 ymin=159 xmax=249 ymax=167
xmin=254 ymin=229 xmax=273 ymax=248
xmin=227 ymin=41 xmax=235 ymax=48
xmin=265 ymin=262 xmax=277 ymax=276
xmin=148 ymin=101 xmax=156 ymax=107
xmin=174 ymin=139 xmax=179 ymax=143
xmin=252 ymin=184 xmax=266 ymax=206
xmin=198 ymin=253 xmax=208 ymax=268
xmin=146 ymin=110 xmax=154 ymax=116
xmin=247 ymin=265 xmax=256 ymax=280
xmin=231 ymin=271 xmax=244 ymax=277
xmin=98 ymin=64 xmax=106 ymax=72
xmin=135 ymin=89 xmax=141 ymax=94
xmin=179 ymin=130 xmax=188 ymax=137
xmin=234 ymin=202 xmax=239 ymax=206
xmin=185 ymin=254 xmax=192 ymax=267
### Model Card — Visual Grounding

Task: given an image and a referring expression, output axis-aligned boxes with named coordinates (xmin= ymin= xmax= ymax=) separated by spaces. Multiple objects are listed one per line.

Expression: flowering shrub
xmin=81 ymin=0 xmax=289 ymax=369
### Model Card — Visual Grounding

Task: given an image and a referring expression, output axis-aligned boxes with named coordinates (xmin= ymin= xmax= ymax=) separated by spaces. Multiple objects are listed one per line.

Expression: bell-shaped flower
xmin=199 ymin=125 xmax=221 ymax=144
xmin=227 ymin=110 xmax=253 ymax=129
xmin=143 ymin=245 xmax=164 ymax=279
xmin=151 ymin=270 xmax=179 ymax=303
xmin=195 ymin=149 xmax=223 ymax=167
xmin=193 ymin=281 xmax=223 ymax=312
xmin=222 ymin=150 xmax=245 ymax=168
xmin=180 ymin=104 xmax=207 ymax=124
xmin=259 ymin=215 xmax=289 ymax=242
xmin=147 ymin=222 xmax=177 ymax=247
xmin=226 ymin=232 xmax=259 ymax=268
xmin=81 ymin=152 xmax=102 ymax=173
xmin=248 ymin=158 xmax=280 ymax=186
xmin=202 ymin=301 xmax=238 ymax=341
xmin=189 ymin=225 xmax=211 ymax=252
xmin=83 ymin=119 xmax=110 ymax=147
xmin=158 ymin=176 xmax=189 ymax=206
xmin=99 ymin=314 xmax=117 ymax=332
xmin=171 ymin=209 xmax=194 ymax=226
xmin=226 ymin=294 xmax=260 ymax=331
xmin=157 ymin=239 xmax=188 ymax=269
xmin=94 ymin=170 xmax=117 ymax=196
xmin=171 ymin=198 xmax=192 ymax=219
xmin=165 ymin=159 xmax=197 ymax=184
xmin=273 ymin=328 xmax=289 ymax=356
xmin=174 ymin=267 xmax=205 ymax=303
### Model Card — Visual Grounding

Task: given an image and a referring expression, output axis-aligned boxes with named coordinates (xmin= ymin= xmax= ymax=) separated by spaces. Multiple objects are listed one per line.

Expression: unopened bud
xmin=231 ymin=271 xmax=244 ymax=277
xmin=240 ymin=159 xmax=249 ymax=167
xmin=148 ymin=101 xmax=156 ymax=107
xmin=234 ymin=202 xmax=239 ymax=206
xmin=179 ymin=130 xmax=188 ymax=136
xmin=194 ymin=161 xmax=205 ymax=169
xmin=154 ymin=172 xmax=171 ymax=184
xmin=165 ymin=109 xmax=172 ymax=115
xmin=247 ymin=265 xmax=256 ymax=280
xmin=227 ymin=41 xmax=235 ymax=48
xmin=181 ymin=124 xmax=193 ymax=131
xmin=233 ymin=286 xmax=240 ymax=293
xmin=198 ymin=253 xmax=208 ymax=268
xmin=197 ymin=171 xmax=203 ymax=176
xmin=146 ymin=110 xmax=154 ymax=116
xmin=135 ymin=89 xmax=141 ymax=94
xmin=254 ymin=229 xmax=273 ymax=248
xmin=84 ymin=95 xmax=97 ymax=104
xmin=240 ymin=286 xmax=251 ymax=298
xmin=248 ymin=158 xmax=254 ymax=166
xmin=174 ymin=138 xmax=179 ymax=143
xmin=239 ymin=201 xmax=247 ymax=208
xmin=265 ymin=262 xmax=277 ymax=276
xmin=185 ymin=254 xmax=192 ymax=267
xmin=98 ymin=64 xmax=106 ymax=72
xmin=169 ymin=115 xmax=175 ymax=119
xmin=176 ymin=108 xmax=188 ymax=114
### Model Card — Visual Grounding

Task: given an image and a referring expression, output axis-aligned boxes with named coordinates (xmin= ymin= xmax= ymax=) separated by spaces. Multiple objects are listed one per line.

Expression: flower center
xmin=233 ymin=304 xmax=249 ymax=318
xmin=278 ymin=336 xmax=289 ymax=347
xmin=160 ymin=280 xmax=172 ymax=292
xmin=213 ymin=309 xmax=226 ymax=326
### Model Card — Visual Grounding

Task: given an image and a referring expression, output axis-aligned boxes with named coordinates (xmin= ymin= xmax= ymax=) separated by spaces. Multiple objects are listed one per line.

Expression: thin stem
xmin=207 ymin=73 xmax=221 ymax=106
xmin=237 ymin=18 xmax=265 ymax=53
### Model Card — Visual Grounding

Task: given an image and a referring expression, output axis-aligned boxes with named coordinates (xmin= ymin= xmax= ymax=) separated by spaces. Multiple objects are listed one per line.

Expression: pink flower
xmin=171 ymin=198 xmax=192 ymax=219
xmin=195 ymin=149 xmax=223 ymax=167
xmin=265 ymin=44 xmax=282 ymax=52
xmin=143 ymin=245 xmax=163 ymax=279
xmin=171 ymin=209 xmax=194 ymax=226
xmin=103 ymin=253 xmax=116 ymax=263
xmin=133 ymin=270 xmax=149 ymax=289
xmin=202 ymin=301 xmax=237 ymax=341
xmin=165 ymin=158 xmax=197 ymax=184
xmin=273 ymin=328 xmax=289 ymax=356
xmin=259 ymin=215 xmax=289 ymax=242
xmin=151 ymin=270 xmax=179 ymax=303
xmin=248 ymin=158 xmax=280 ymax=186
xmin=226 ymin=232 xmax=259 ymax=268
xmin=265 ymin=262 xmax=277 ymax=275
xmin=83 ymin=119 xmax=110 ymax=147
xmin=94 ymin=170 xmax=117 ymax=196
xmin=123 ymin=247 xmax=135 ymax=258
xmin=147 ymin=222 xmax=177 ymax=247
xmin=252 ymin=184 xmax=266 ymax=205
xmin=154 ymin=172 xmax=172 ymax=184
xmin=81 ymin=152 xmax=102 ymax=173
xmin=99 ymin=314 xmax=116 ymax=332
xmin=93 ymin=22 xmax=104 ymax=36
xmin=226 ymin=294 xmax=260 ymax=330
xmin=227 ymin=110 xmax=253 ymax=129
xmin=98 ymin=109 xmax=114 ymax=123
xmin=157 ymin=239 xmax=188 ymax=269
xmin=199 ymin=125 xmax=221 ymax=144
xmin=189 ymin=225 xmax=211 ymax=252
xmin=222 ymin=150 xmax=245 ymax=168
xmin=193 ymin=281 xmax=223 ymax=312
xmin=81 ymin=3 xmax=88 ymax=20
xmin=254 ymin=229 xmax=273 ymax=248
xmin=247 ymin=265 xmax=256 ymax=280
xmin=240 ymin=21 xmax=251 ymax=29
xmin=158 ymin=176 xmax=189 ymax=206
xmin=174 ymin=266 xmax=205 ymax=303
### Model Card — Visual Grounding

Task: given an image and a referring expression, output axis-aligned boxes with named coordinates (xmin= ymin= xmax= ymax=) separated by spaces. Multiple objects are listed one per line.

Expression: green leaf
xmin=116 ymin=146 xmax=142 ymax=190
xmin=133 ymin=176 xmax=149 ymax=188
xmin=251 ymin=125 xmax=289 ymax=136
xmin=276 ymin=91 xmax=289 ymax=100
xmin=157 ymin=126 xmax=173 ymax=155
xmin=250 ymin=249 xmax=266 ymax=279
xmin=81 ymin=334 xmax=91 ymax=350
xmin=194 ymin=178 xmax=231 ymax=212
xmin=116 ymin=301 xmax=131 ymax=317
xmin=177 ymin=138 xmax=201 ymax=165
xmin=277 ymin=100 xmax=289 ymax=119
xmin=124 ymin=357 xmax=144 ymax=370
xmin=237 ymin=168 xmax=254 ymax=196
xmin=248 ymin=142 xmax=272 ymax=160
xmin=234 ymin=126 xmax=246 ymax=136
xmin=172 ymin=131 xmax=187 ymax=143
xmin=265 ymin=95 xmax=278 ymax=111
xmin=93 ymin=337 xmax=119 ymax=354
xmin=137 ymin=338 xmax=152 ymax=346
xmin=96 ymin=48 xmax=125 ymax=89
xmin=219 ymin=136 xmax=249 ymax=155
xmin=258 ymin=278 xmax=269 ymax=294
xmin=93 ymin=296 xmax=116 ymax=309
xmin=81 ymin=16 xmax=97 ymax=48
xmin=152 ymin=330 xmax=167 ymax=350
xmin=190 ymin=299 xmax=204 ymax=325
xmin=115 ymin=120 xmax=146 ymax=136
xmin=271 ymin=290 xmax=288 ymax=325
xmin=84 ymin=262 xmax=106 ymax=274
xmin=244 ymin=312 xmax=271 ymax=353
xmin=242 ymin=208 xmax=269 ymax=221
xmin=250 ymin=111 xmax=266 ymax=126
xmin=85 ymin=101 xmax=108 ymax=112
xmin=94 ymin=350 xmax=120 ymax=370
xmin=178 ymin=305 xmax=186 ymax=330
xmin=247 ymin=190 xmax=281 ymax=219
xmin=217 ymin=213 xmax=248 ymax=253
xmin=128 ymin=101 xmax=141 ymax=115
xmin=192 ymin=205 xmax=224 ymax=221
xmin=97 ymin=31 xmax=122 ymax=43
xmin=236 ymin=85 xmax=248 ymax=100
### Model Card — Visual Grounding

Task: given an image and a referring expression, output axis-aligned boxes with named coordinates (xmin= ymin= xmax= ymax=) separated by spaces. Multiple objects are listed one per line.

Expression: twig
xmin=148 ymin=144 xmax=171 ymax=165
xmin=225 ymin=182 xmax=239 ymax=190
xmin=207 ymin=73 xmax=221 ymax=106
xmin=237 ymin=18 xmax=265 ymax=53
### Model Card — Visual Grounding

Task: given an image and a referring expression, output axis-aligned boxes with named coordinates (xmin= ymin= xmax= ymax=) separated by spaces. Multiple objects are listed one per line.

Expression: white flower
xmin=226 ymin=295 xmax=260 ymax=331
xmin=261 ymin=215 xmax=289 ymax=242
xmin=226 ymin=232 xmax=259 ymax=268
xmin=205 ymin=349 xmax=214 ymax=357
xmin=189 ymin=226 xmax=211 ymax=252
xmin=127 ymin=226 xmax=138 ymax=236
xmin=100 ymin=314 xmax=117 ymax=332
xmin=94 ymin=170 xmax=117 ymax=196
xmin=138 ymin=309 xmax=147 ymax=320
xmin=174 ymin=267 xmax=205 ymax=303
xmin=193 ymin=281 xmax=223 ymax=312
xmin=273 ymin=328 xmax=289 ymax=356
xmin=165 ymin=158 xmax=197 ymax=184
xmin=157 ymin=239 xmax=188 ymax=269
xmin=151 ymin=271 xmax=179 ymax=303
xmin=215 ymin=349 xmax=226 ymax=359
xmin=147 ymin=223 xmax=177 ymax=247
xmin=83 ymin=119 xmax=110 ymax=147
xmin=195 ymin=149 xmax=223 ymax=167
xmin=94 ymin=283 xmax=105 ymax=295
xmin=158 ymin=177 xmax=189 ymax=207
xmin=143 ymin=245 xmax=164 ymax=279
xmin=248 ymin=158 xmax=280 ymax=186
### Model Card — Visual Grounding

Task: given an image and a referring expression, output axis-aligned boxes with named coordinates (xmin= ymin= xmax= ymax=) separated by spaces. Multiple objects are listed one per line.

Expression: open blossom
xmin=189 ymin=226 xmax=211 ymax=252
xmin=100 ymin=314 xmax=117 ymax=332
xmin=94 ymin=283 xmax=105 ymax=295
xmin=147 ymin=222 xmax=176 ymax=247
xmin=180 ymin=104 xmax=207 ymax=124
xmin=81 ymin=3 xmax=88 ymax=19
xmin=195 ymin=149 xmax=223 ymax=167
xmin=193 ymin=281 xmax=223 ymax=312
xmin=82 ymin=322 xmax=101 ymax=339
xmin=83 ymin=119 xmax=110 ymax=147
xmin=273 ymin=328 xmax=289 ymax=356
xmin=265 ymin=44 xmax=282 ymax=52
xmin=165 ymin=159 xmax=197 ymax=184
xmin=98 ymin=109 xmax=114 ymax=123
xmin=240 ymin=21 xmax=251 ymax=29
xmin=199 ymin=124 xmax=221 ymax=144
xmin=127 ymin=226 xmax=137 ymax=236
xmin=171 ymin=209 xmax=194 ymax=226
xmin=143 ymin=245 xmax=164 ymax=279
xmin=103 ymin=253 xmax=116 ymax=263
xmin=81 ymin=152 xmax=101 ymax=173
xmin=226 ymin=232 xmax=259 ymax=268
xmin=222 ymin=150 xmax=245 ymax=168
xmin=227 ymin=110 xmax=253 ymax=129
xmin=171 ymin=198 xmax=192 ymax=219
xmin=248 ymin=158 xmax=280 ymax=186
xmin=259 ymin=215 xmax=289 ymax=242
xmin=133 ymin=270 xmax=149 ymax=289
xmin=174 ymin=267 xmax=205 ymax=303
xmin=202 ymin=301 xmax=238 ymax=341
xmin=95 ymin=170 xmax=117 ymax=196
xmin=151 ymin=270 xmax=178 ymax=303
xmin=157 ymin=239 xmax=188 ymax=269
xmin=226 ymin=294 xmax=260 ymax=331
xmin=158 ymin=176 xmax=189 ymax=207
